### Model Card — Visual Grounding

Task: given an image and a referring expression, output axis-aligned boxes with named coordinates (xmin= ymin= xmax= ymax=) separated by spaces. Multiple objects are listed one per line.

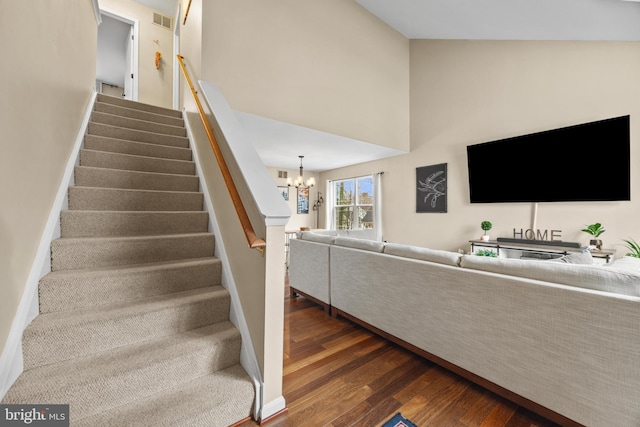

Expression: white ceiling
xmin=236 ymin=113 xmax=406 ymax=173
xmin=355 ymin=0 xmax=640 ymax=41
xmin=126 ymin=0 xmax=640 ymax=172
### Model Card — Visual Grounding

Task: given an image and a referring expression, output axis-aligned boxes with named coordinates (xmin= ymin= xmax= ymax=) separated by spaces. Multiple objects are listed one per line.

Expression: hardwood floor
xmin=242 ymin=275 xmax=560 ymax=427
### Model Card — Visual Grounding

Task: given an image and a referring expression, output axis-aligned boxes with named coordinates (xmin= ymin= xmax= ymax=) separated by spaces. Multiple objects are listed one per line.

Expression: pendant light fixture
xmin=287 ymin=155 xmax=315 ymax=188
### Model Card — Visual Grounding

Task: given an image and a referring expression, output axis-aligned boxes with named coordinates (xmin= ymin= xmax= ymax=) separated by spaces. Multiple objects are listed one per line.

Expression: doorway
xmin=97 ymin=9 xmax=139 ymax=101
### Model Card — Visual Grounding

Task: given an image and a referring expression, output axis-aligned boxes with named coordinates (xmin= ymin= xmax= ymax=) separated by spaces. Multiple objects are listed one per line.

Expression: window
xmin=332 ymin=175 xmax=374 ymax=230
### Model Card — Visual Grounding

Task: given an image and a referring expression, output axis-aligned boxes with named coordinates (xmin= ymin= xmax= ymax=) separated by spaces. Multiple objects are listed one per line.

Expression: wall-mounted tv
xmin=467 ymin=115 xmax=631 ymax=203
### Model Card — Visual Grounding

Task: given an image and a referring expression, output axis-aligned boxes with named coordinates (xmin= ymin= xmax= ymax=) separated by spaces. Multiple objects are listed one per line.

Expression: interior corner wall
xmin=177 ymin=0 xmax=202 ymax=111
xmin=0 ymin=0 xmax=97 ymax=360
xmin=199 ymin=0 xmax=410 ymax=152
xmin=321 ymin=40 xmax=640 ymax=254
xmin=267 ymin=167 xmax=321 ymax=231
xmin=100 ymin=0 xmax=174 ymax=108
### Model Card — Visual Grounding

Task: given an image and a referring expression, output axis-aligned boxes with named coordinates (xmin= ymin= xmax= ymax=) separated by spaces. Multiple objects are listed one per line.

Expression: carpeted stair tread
xmin=51 ymin=232 xmax=214 ymax=271
xmin=79 ymin=149 xmax=195 ymax=175
xmin=39 ymin=257 xmax=221 ymax=313
xmin=84 ymin=134 xmax=192 ymax=161
xmin=60 ymin=210 xmax=209 ymax=238
xmin=22 ymin=286 xmax=231 ymax=368
xmin=4 ymin=322 xmax=242 ymax=421
xmin=94 ymin=101 xmax=185 ymax=127
xmin=74 ymin=166 xmax=200 ymax=192
xmin=68 ymin=186 xmax=203 ymax=211
xmin=88 ymin=122 xmax=189 ymax=148
xmin=73 ymin=364 xmax=254 ymax=427
xmin=91 ymin=111 xmax=187 ymax=137
xmin=96 ymin=93 xmax=183 ymax=118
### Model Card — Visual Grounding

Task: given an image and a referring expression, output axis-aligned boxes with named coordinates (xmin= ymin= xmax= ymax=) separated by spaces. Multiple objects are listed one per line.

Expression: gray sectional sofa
xmin=288 ymin=231 xmax=640 ymax=427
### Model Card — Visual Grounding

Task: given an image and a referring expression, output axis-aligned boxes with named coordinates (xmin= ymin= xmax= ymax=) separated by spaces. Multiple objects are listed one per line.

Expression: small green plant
xmin=475 ymin=249 xmax=498 ymax=257
xmin=480 ymin=221 xmax=492 ymax=235
xmin=623 ymin=238 xmax=640 ymax=258
xmin=581 ymin=223 xmax=605 ymax=238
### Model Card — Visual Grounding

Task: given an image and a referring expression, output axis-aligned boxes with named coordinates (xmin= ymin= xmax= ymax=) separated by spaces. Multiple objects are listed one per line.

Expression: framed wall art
xmin=416 ymin=163 xmax=447 ymax=213
xmin=297 ymin=187 xmax=309 ymax=214
xmin=278 ymin=186 xmax=289 ymax=201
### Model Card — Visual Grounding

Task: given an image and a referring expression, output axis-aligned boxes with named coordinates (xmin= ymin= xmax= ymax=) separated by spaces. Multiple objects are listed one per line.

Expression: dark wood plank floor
xmin=242 ymin=275 xmax=559 ymax=427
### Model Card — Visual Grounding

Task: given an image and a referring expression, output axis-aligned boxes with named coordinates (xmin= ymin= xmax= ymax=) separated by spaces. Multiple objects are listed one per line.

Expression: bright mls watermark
xmin=0 ymin=405 xmax=69 ymax=426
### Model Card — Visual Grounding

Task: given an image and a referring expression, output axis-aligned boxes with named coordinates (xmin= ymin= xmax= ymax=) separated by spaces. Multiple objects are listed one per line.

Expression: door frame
xmin=172 ymin=2 xmax=181 ymax=110
xmin=99 ymin=8 xmax=139 ymax=101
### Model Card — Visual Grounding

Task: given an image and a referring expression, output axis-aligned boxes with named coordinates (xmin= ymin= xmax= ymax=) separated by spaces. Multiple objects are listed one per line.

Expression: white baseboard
xmin=260 ymin=395 xmax=286 ymax=421
xmin=0 ymin=92 xmax=96 ymax=399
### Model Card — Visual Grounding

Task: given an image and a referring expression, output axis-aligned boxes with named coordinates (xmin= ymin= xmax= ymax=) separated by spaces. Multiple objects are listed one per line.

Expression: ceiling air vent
xmin=153 ymin=12 xmax=172 ymax=30
xmin=278 ymin=171 xmax=288 ymax=179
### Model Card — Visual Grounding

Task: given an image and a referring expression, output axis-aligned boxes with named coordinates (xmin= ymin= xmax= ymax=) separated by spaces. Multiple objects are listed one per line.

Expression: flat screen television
xmin=467 ymin=115 xmax=631 ymax=203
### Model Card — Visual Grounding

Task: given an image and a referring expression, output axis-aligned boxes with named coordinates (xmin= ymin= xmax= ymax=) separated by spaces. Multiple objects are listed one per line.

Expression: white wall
xmin=97 ymin=13 xmax=130 ymax=87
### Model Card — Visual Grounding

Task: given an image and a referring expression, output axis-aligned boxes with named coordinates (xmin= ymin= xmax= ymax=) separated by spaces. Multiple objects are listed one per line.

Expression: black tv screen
xmin=467 ymin=115 xmax=631 ymax=203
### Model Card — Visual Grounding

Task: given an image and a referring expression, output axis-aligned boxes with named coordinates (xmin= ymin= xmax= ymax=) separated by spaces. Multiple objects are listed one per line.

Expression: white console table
xmin=469 ymin=239 xmax=615 ymax=263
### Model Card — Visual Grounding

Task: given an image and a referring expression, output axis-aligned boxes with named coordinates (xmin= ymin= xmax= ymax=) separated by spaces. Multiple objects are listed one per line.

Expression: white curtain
xmin=325 ymin=180 xmax=335 ymax=230
xmin=373 ymin=172 xmax=383 ymax=241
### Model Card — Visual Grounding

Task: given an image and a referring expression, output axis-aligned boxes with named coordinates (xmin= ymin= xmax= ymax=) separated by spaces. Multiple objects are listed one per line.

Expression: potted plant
xmin=480 ymin=221 xmax=492 ymax=241
xmin=581 ymin=222 xmax=605 ymax=249
xmin=475 ymin=249 xmax=498 ymax=257
xmin=623 ymin=238 xmax=640 ymax=258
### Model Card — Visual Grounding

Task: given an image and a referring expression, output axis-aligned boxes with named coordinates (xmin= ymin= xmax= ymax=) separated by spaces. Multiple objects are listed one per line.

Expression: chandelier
xmin=287 ymin=155 xmax=315 ymax=188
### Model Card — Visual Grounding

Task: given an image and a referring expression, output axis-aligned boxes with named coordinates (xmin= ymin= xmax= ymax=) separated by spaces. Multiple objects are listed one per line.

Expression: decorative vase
xmin=590 ymin=239 xmax=602 ymax=250
xmin=481 ymin=235 xmax=490 ymax=242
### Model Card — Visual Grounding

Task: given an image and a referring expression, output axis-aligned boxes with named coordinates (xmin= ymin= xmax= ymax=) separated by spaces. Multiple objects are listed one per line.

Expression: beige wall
xmin=199 ymin=0 xmax=410 ymax=151
xmin=0 ymin=0 xmax=97 ymax=358
xmin=100 ymin=0 xmax=174 ymax=108
xmin=178 ymin=0 xmax=202 ymax=109
xmin=321 ymin=40 xmax=640 ymax=255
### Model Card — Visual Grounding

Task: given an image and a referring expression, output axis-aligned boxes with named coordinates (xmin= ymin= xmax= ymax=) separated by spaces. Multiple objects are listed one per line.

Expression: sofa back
xmin=329 ymin=244 xmax=640 ymax=427
xmin=460 ymin=254 xmax=640 ymax=297
xmin=289 ymin=238 xmax=331 ymax=304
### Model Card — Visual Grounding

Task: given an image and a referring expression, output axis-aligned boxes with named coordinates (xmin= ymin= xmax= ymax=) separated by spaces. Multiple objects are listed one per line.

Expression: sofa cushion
xmin=383 ymin=243 xmax=461 ymax=267
xmin=334 ymin=236 xmax=385 ymax=253
xmin=547 ymin=250 xmax=593 ymax=264
xmin=460 ymin=255 xmax=640 ymax=297
xmin=607 ymin=256 xmax=640 ymax=273
xmin=299 ymin=231 xmax=336 ymax=245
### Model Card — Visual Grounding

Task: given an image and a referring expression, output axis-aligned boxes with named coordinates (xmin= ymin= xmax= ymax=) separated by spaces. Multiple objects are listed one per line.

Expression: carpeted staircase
xmin=2 ymin=94 xmax=255 ymax=426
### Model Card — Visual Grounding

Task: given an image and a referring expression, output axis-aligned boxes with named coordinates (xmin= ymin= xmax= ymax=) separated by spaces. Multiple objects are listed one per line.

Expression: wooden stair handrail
xmin=177 ymin=55 xmax=266 ymax=256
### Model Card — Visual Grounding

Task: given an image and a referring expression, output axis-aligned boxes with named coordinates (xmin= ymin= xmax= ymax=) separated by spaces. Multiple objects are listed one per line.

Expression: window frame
xmin=331 ymin=175 xmax=374 ymax=231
